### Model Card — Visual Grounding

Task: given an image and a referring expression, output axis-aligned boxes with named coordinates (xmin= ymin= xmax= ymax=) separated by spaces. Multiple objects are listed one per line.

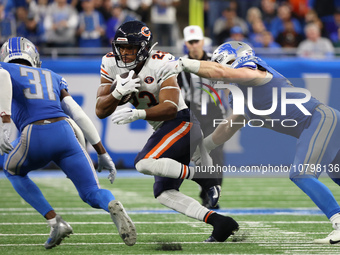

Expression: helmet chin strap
xmin=148 ymin=42 xmax=158 ymax=54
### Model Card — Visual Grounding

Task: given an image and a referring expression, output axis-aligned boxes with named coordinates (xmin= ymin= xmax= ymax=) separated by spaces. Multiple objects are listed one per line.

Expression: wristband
xmin=203 ymin=134 xmax=219 ymax=152
xmin=136 ymin=109 xmax=146 ymax=120
xmin=111 ymin=89 xmax=123 ymax=100
xmin=181 ymin=58 xmax=201 ymax=74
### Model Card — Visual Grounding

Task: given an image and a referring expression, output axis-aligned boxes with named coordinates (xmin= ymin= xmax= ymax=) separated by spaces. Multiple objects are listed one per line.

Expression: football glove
xmin=112 ymin=70 xmax=140 ymax=100
xmin=0 ymin=122 xmax=13 ymax=155
xmin=97 ymin=152 xmax=117 ymax=184
xmin=157 ymin=59 xmax=183 ymax=80
xmin=157 ymin=57 xmax=201 ymax=80
xmin=111 ymin=108 xmax=146 ymax=125
xmin=192 ymin=135 xmax=215 ymax=166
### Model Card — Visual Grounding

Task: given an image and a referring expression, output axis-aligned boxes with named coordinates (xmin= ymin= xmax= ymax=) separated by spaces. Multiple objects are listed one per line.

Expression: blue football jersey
xmin=232 ymin=57 xmax=321 ymax=137
xmin=0 ymin=62 xmax=68 ymax=132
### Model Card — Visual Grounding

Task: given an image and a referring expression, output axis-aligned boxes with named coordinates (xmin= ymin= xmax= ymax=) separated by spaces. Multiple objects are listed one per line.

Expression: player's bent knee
xmin=135 ymin=158 xmax=155 ymax=175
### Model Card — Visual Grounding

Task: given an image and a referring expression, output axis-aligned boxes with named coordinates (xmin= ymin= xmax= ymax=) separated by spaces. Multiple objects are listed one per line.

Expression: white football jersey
xmin=100 ymin=50 xmax=188 ymax=130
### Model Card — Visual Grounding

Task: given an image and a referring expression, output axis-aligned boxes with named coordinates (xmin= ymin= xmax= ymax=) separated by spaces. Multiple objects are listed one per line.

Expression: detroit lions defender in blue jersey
xmin=158 ymin=41 xmax=340 ymax=244
xmin=0 ymin=37 xmax=136 ymax=248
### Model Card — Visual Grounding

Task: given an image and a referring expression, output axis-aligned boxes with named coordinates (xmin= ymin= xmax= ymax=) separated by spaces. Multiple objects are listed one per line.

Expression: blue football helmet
xmin=211 ymin=41 xmax=255 ymax=68
xmin=0 ymin=37 xmax=41 ymax=68
xmin=112 ymin=21 xmax=155 ymax=70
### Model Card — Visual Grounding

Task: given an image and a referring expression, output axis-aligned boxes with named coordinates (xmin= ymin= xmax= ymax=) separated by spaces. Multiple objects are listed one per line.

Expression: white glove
xmin=0 ymin=122 xmax=13 ymax=155
xmin=97 ymin=152 xmax=117 ymax=184
xmin=157 ymin=58 xmax=201 ymax=80
xmin=191 ymin=145 xmax=202 ymax=165
xmin=192 ymin=135 xmax=215 ymax=166
xmin=112 ymin=70 xmax=140 ymax=100
xmin=111 ymin=108 xmax=146 ymax=125
xmin=157 ymin=59 xmax=183 ymax=81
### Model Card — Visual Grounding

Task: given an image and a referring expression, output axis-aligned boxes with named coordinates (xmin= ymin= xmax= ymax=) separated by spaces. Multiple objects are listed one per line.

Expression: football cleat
xmin=206 ymin=185 xmax=221 ymax=208
xmin=206 ymin=214 xmax=239 ymax=242
xmin=109 ymin=200 xmax=137 ymax=246
xmin=204 ymin=235 xmax=217 ymax=242
xmin=314 ymin=229 xmax=340 ymax=244
xmin=44 ymin=215 xmax=73 ymax=249
xmin=200 ymin=190 xmax=220 ymax=209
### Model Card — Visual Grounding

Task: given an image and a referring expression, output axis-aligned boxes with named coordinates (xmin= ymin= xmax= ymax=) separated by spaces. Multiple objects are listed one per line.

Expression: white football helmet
xmin=211 ymin=41 xmax=255 ymax=68
xmin=0 ymin=37 xmax=41 ymax=68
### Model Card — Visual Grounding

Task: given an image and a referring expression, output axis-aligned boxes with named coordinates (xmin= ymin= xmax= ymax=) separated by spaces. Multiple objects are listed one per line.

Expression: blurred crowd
xmin=1 ymin=0 xmax=340 ymax=59
xmin=206 ymin=0 xmax=340 ymax=59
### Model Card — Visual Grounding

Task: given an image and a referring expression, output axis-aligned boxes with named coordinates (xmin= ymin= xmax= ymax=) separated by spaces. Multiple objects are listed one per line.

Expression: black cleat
xmin=200 ymin=189 xmax=220 ymax=209
xmin=206 ymin=214 xmax=239 ymax=242
xmin=204 ymin=236 xmax=217 ymax=242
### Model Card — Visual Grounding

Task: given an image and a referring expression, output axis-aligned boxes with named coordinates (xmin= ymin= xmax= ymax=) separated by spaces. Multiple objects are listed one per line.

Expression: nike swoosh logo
xmin=122 ymin=82 xmax=128 ymax=86
xmin=330 ymin=239 xmax=340 ymax=244
xmin=212 ymin=187 xmax=218 ymax=198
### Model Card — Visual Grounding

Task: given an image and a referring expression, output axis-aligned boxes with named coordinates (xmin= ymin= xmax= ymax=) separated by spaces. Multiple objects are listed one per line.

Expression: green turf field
xmin=1 ymin=173 xmax=340 ymax=254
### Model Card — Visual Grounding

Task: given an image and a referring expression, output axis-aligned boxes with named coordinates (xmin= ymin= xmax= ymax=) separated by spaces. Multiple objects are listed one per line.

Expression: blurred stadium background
xmin=2 ymin=1 xmax=340 ymax=254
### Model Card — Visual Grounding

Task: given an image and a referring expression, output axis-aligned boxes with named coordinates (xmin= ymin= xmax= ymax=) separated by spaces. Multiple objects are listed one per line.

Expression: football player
xmin=158 ymin=40 xmax=340 ymax=244
xmin=0 ymin=37 xmax=136 ymax=248
xmin=95 ymin=21 xmax=239 ymax=242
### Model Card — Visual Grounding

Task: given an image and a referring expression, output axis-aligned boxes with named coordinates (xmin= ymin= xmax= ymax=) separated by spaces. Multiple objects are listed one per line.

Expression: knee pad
xmin=135 ymin=158 xmax=180 ymax=178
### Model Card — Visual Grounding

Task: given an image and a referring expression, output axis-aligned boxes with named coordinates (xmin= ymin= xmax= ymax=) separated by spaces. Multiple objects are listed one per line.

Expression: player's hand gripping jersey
xmin=100 ymin=50 xmax=188 ymax=130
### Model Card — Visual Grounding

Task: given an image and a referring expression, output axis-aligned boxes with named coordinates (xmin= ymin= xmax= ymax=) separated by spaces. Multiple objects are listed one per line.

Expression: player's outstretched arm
xmin=211 ymin=114 xmax=246 ymax=146
xmin=158 ymin=58 xmax=266 ymax=85
xmin=60 ymin=89 xmax=117 ymax=183
xmin=192 ymin=114 xmax=245 ymax=164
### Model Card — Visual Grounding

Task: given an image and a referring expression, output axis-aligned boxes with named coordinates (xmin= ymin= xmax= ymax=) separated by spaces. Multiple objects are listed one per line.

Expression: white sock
xmin=330 ymin=213 xmax=340 ymax=229
xmin=46 ymin=217 xmax=57 ymax=227
xmin=157 ymin=189 xmax=210 ymax=221
xmin=135 ymin=158 xmax=194 ymax=179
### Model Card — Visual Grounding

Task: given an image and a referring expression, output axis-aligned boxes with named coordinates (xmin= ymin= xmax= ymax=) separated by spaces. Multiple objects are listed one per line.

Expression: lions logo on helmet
xmin=112 ymin=21 xmax=157 ymax=70
xmin=211 ymin=41 xmax=255 ymax=68
xmin=0 ymin=37 xmax=41 ymax=68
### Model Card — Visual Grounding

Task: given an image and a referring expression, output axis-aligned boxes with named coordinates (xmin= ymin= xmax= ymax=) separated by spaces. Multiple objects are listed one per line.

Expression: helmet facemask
xmin=113 ymin=40 xmax=149 ymax=70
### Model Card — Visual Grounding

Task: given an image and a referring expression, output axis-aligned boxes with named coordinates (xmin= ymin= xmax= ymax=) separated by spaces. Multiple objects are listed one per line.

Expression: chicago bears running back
xmin=158 ymin=40 xmax=340 ymax=244
xmin=0 ymin=37 xmax=136 ymax=248
xmin=95 ymin=21 xmax=239 ymax=242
